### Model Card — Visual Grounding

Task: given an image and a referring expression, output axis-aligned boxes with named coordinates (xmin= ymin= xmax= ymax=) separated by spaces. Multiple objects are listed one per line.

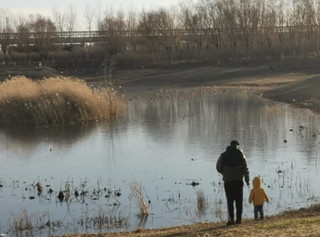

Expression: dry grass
xmin=0 ymin=76 xmax=124 ymax=126
xmin=10 ymin=209 xmax=33 ymax=232
xmin=130 ymin=181 xmax=149 ymax=217
xmin=264 ymin=105 xmax=283 ymax=114
xmin=196 ymin=190 xmax=207 ymax=215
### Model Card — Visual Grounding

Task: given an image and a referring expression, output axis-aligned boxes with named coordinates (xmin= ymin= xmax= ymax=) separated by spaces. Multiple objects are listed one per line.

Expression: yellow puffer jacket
xmin=249 ymin=176 xmax=269 ymax=206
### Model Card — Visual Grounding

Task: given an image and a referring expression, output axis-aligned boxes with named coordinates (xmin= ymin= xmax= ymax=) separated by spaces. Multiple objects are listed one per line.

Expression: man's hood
xmin=226 ymin=145 xmax=238 ymax=152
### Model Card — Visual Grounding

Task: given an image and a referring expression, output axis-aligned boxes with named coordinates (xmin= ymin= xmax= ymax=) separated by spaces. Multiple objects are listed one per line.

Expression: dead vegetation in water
xmin=124 ymin=86 xmax=246 ymax=102
xmin=196 ymin=190 xmax=207 ymax=216
xmin=0 ymin=76 xmax=125 ymax=126
xmin=264 ymin=105 xmax=283 ymax=114
xmin=9 ymin=209 xmax=61 ymax=236
xmin=3 ymin=174 xmax=320 ymax=237
xmin=10 ymin=209 xmax=33 ymax=233
xmin=79 ymin=206 xmax=128 ymax=231
xmin=130 ymin=181 xmax=149 ymax=217
xmin=6 ymin=178 xmax=127 ymax=236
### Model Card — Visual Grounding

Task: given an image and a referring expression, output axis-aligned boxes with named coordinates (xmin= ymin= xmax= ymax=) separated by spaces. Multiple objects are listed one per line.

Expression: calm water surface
xmin=0 ymin=92 xmax=319 ymax=236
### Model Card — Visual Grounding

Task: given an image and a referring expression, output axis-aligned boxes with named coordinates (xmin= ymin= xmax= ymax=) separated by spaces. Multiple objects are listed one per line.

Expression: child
xmin=249 ymin=176 xmax=270 ymax=220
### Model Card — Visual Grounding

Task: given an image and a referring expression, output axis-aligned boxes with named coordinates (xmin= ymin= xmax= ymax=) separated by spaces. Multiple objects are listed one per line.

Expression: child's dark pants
xmin=254 ymin=205 xmax=264 ymax=220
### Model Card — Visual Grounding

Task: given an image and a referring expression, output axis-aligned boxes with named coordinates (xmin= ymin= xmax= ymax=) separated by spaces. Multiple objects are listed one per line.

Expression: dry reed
xmin=10 ymin=209 xmax=33 ymax=232
xmin=130 ymin=182 xmax=149 ymax=217
xmin=0 ymin=76 xmax=124 ymax=126
xmin=196 ymin=190 xmax=207 ymax=215
xmin=264 ymin=105 xmax=282 ymax=114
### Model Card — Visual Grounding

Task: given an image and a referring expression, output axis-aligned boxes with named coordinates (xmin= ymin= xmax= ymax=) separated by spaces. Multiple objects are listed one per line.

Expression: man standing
xmin=216 ymin=140 xmax=249 ymax=225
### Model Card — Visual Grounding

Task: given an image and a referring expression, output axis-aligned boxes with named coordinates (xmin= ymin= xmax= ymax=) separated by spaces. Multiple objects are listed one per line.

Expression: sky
xmin=1 ymin=0 xmax=183 ymax=17
xmin=1 ymin=0 xmax=184 ymax=30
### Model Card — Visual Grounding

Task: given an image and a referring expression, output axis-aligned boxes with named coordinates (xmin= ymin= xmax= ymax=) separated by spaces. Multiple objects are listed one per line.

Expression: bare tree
xmin=275 ymin=0 xmax=286 ymax=44
xmin=0 ymin=9 xmax=13 ymax=57
xmin=197 ymin=0 xmax=223 ymax=49
xmin=215 ymin=0 xmax=239 ymax=48
xmin=126 ymin=9 xmax=138 ymax=52
xmin=299 ymin=0 xmax=317 ymax=42
xmin=100 ymin=9 xmax=126 ymax=77
xmin=95 ymin=2 xmax=104 ymax=32
xmin=316 ymin=0 xmax=320 ymax=25
xmin=255 ymin=0 xmax=277 ymax=47
xmin=237 ymin=0 xmax=260 ymax=47
xmin=83 ymin=5 xmax=94 ymax=42
xmin=2 ymin=0 xmax=320 ymax=68
xmin=15 ymin=15 xmax=32 ymax=62
xmin=283 ymin=0 xmax=318 ymax=53
xmin=180 ymin=1 xmax=208 ymax=53
xmin=151 ymin=8 xmax=181 ymax=62
xmin=30 ymin=15 xmax=57 ymax=63
xmin=137 ymin=9 xmax=168 ymax=62
xmin=65 ymin=6 xmax=77 ymax=47
xmin=53 ymin=9 xmax=65 ymax=48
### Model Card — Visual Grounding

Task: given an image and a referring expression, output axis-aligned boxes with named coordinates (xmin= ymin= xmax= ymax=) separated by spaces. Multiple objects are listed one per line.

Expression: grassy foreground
xmin=56 ymin=204 xmax=320 ymax=237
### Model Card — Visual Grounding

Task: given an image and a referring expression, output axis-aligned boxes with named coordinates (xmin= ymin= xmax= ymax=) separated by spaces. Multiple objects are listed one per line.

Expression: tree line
xmin=1 ymin=0 xmax=320 ymax=73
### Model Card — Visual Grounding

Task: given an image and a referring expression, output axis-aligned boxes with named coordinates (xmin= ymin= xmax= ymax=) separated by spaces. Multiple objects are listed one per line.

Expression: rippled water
xmin=0 ymin=91 xmax=319 ymax=236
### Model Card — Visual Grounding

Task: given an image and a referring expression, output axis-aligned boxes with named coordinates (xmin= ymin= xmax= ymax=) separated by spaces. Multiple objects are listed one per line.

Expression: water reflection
xmin=0 ymin=92 xmax=319 ymax=236
xmin=0 ymin=123 xmax=98 ymax=154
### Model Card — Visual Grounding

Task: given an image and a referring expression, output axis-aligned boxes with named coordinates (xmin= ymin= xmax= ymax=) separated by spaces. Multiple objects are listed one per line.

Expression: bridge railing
xmin=0 ymin=26 xmax=319 ymax=46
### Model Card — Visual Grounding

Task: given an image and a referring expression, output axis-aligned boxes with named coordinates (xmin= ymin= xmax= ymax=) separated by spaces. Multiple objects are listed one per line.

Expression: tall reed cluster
xmin=0 ymin=76 xmax=124 ymax=126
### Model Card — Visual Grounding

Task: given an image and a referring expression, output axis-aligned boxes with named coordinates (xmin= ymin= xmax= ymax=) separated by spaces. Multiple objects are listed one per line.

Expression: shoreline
xmin=1 ymin=58 xmax=320 ymax=114
xmin=121 ymin=82 xmax=320 ymax=116
xmin=55 ymin=204 xmax=320 ymax=237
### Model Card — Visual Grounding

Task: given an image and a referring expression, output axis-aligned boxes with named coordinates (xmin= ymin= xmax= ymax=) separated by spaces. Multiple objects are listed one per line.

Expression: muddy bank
xmin=77 ymin=56 xmax=319 ymax=114
xmin=109 ymin=59 xmax=320 ymax=114
xmin=262 ymin=75 xmax=320 ymax=113
xmin=1 ymin=57 xmax=320 ymax=114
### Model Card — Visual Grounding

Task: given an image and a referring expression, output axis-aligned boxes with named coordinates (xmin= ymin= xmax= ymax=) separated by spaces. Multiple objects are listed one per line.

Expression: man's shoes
xmin=226 ymin=220 xmax=235 ymax=226
xmin=236 ymin=219 xmax=241 ymax=224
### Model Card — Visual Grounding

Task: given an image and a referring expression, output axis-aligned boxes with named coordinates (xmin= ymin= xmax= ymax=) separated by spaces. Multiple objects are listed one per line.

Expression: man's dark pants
xmin=224 ymin=180 xmax=243 ymax=222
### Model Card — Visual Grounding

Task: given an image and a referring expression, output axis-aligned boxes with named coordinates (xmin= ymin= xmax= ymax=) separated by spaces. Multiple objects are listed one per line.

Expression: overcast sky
xmin=1 ymin=0 xmax=183 ymax=16
xmin=1 ymin=0 xmax=185 ymax=30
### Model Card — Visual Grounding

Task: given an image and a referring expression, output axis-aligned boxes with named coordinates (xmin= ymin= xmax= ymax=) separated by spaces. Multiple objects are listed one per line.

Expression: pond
xmin=0 ymin=90 xmax=319 ymax=236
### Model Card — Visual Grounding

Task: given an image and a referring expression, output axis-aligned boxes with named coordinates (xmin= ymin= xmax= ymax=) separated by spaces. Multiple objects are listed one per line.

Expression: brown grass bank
xmin=55 ymin=204 xmax=320 ymax=237
xmin=0 ymin=76 xmax=124 ymax=126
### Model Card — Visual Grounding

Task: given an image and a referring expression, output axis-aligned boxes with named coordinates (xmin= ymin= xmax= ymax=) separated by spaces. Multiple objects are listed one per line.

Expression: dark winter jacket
xmin=216 ymin=145 xmax=249 ymax=184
